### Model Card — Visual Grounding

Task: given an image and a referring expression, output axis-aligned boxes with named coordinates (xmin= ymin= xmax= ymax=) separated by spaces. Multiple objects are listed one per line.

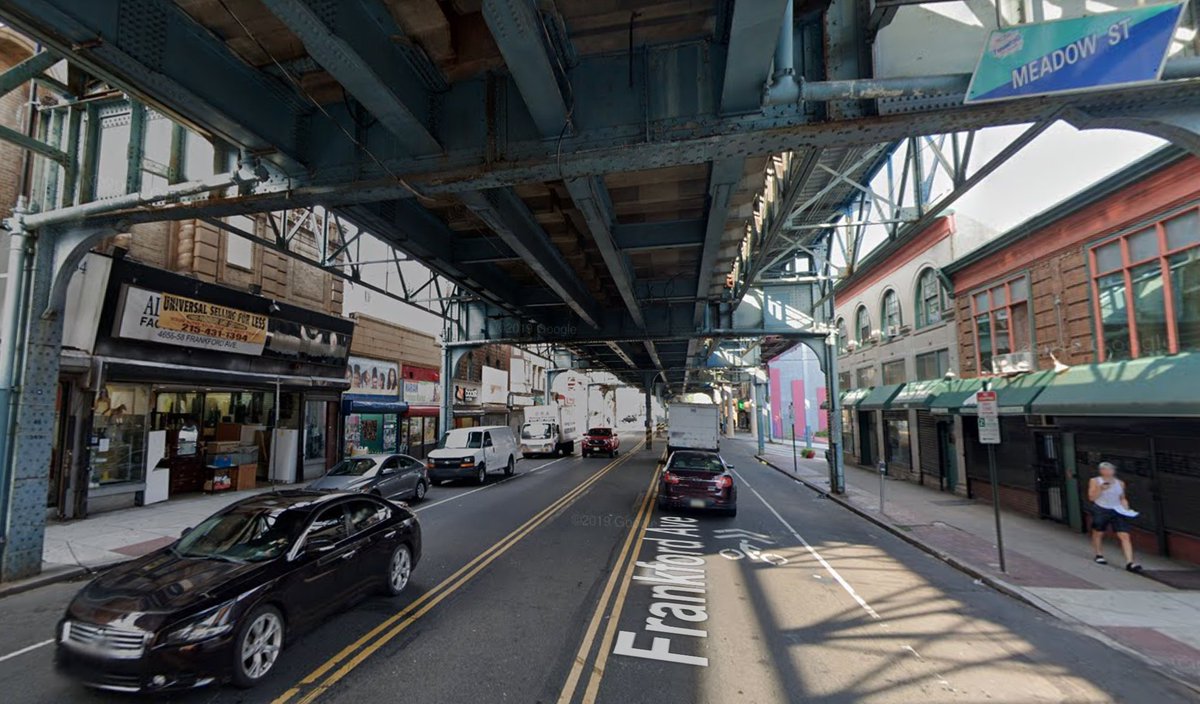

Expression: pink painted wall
xmin=769 ymin=367 xmax=783 ymax=437
xmin=791 ymin=380 xmax=805 ymax=437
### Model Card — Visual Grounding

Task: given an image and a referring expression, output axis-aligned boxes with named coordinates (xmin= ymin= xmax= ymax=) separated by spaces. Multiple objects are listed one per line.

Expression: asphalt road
xmin=0 ymin=434 xmax=1194 ymax=703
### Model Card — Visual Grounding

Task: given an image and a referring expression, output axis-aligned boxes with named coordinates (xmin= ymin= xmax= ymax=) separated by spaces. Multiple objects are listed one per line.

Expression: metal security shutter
xmin=1154 ymin=436 xmax=1200 ymax=538
xmin=917 ymin=411 xmax=940 ymax=482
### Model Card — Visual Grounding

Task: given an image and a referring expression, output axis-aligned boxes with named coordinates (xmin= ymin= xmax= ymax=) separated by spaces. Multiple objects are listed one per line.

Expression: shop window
xmin=1092 ymin=208 xmax=1200 ymax=360
xmin=855 ymin=306 xmax=872 ymax=345
xmin=855 ymin=366 xmax=876 ymax=389
xmin=882 ymin=359 xmax=906 ymax=385
xmin=884 ymin=414 xmax=911 ymax=467
xmin=881 ymin=290 xmax=902 ymax=337
xmin=91 ymin=384 xmax=152 ymax=486
xmin=916 ymin=349 xmax=950 ymax=381
xmin=224 ymin=215 xmax=255 ymax=269
xmin=838 ymin=371 xmax=852 ymax=391
xmin=916 ymin=268 xmax=947 ymax=328
xmin=971 ymin=274 xmax=1030 ymax=373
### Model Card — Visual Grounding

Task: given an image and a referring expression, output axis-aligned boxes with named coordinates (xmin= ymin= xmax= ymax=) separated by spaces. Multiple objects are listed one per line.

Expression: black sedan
xmin=55 ymin=491 xmax=421 ymax=693
xmin=658 ymin=450 xmax=737 ymax=516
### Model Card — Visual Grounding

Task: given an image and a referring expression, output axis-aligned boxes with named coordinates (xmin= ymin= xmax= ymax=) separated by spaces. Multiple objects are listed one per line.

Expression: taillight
xmin=717 ymin=475 xmax=733 ymax=489
xmin=663 ymin=471 xmax=680 ymax=485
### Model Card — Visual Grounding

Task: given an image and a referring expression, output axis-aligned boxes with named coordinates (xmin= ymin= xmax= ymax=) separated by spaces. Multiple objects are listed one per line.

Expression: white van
xmin=426 ymin=425 xmax=520 ymax=484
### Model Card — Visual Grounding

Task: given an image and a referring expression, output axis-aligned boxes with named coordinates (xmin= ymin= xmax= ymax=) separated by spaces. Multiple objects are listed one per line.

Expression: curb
xmin=754 ymin=453 xmax=1200 ymax=696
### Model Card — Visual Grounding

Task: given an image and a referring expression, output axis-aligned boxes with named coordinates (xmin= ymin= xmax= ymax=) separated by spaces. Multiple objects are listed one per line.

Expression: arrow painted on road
xmin=713 ymin=528 xmax=773 ymax=541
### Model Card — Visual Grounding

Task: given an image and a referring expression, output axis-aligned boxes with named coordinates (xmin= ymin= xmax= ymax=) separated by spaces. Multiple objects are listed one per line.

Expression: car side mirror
xmin=726 ymin=463 xmax=734 ymax=469
xmin=180 ymin=527 xmax=192 ymax=538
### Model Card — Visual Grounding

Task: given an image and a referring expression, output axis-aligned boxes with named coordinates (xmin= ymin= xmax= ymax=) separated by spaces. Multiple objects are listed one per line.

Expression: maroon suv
xmin=583 ymin=427 xmax=620 ymax=458
xmin=658 ymin=450 xmax=737 ymax=516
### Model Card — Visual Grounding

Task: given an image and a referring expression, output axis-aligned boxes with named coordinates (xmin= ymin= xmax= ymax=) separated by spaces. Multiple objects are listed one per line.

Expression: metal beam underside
xmin=482 ymin=0 xmax=569 ymax=138
xmin=721 ymin=0 xmax=790 ymax=114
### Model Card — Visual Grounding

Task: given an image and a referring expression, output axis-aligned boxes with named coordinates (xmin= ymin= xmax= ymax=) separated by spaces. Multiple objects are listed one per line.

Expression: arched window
xmin=916 ymin=268 xmax=948 ymax=328
xmin=836 ymin=318 xmax=848 ymax=354
xmin=881 ymin=289 xmax=901 ymax=335
xmin=855 ymin=305 xmax=872 ymax=344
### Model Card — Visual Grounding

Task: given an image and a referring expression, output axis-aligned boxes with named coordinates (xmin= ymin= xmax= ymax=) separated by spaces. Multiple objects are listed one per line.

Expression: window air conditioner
xmin=992 ymin=351 xmax=1035 ymax=375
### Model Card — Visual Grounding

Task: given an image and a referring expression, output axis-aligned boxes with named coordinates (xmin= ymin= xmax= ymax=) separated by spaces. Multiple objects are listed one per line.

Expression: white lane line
xmin=0 ymin=639 xmax=53 ymax=664
xmin=414 ymin=458 xmax=566 ymax=513
xmin=731 ymin=467 xmax=881 ymax=620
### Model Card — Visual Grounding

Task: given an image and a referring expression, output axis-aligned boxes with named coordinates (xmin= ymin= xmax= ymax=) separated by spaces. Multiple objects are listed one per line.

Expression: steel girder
xmin=721 ymin=0 xmax=791 ymax=114
xmin=482 ymin=0 xmax=571 ymax=139
xmin=260 ymin=0 xmax=441 ymax=156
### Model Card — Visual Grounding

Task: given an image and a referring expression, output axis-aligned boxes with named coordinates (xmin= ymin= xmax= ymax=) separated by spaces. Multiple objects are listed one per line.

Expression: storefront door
xmin=858 ymin=411 xmax=876 ymax=466
xmin=938 ymin=421 xmax=958 ymax=492
xmin=1035 ymin=432 xmax=1068 ymax=522
xmin=303 ymin=399 xmax=331 ymax=481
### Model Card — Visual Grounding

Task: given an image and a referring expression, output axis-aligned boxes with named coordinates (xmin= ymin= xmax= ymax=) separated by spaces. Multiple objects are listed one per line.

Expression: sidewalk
xmin=751 ymin=438 xmax=1200 ymax=690
xmin=1 ymin=484 xmax=299 ymax=597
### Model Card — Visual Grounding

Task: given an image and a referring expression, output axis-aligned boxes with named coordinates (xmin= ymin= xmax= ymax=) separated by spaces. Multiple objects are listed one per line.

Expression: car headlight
xmin=165 ymin=601 xmax=237 ymax=644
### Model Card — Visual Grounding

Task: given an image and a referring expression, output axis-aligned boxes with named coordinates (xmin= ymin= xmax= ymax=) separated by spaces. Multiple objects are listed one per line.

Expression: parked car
xmin=658 ymin=450 xmax=737 ymax=516
xmin=583 ymin=427 xmax=620 ymax=458
xmin=426 ymin=425 xmax=519 ymax=484
xmin=307 ymin=453 xmax=429 ymax=502
xmin=55 ymin=491 xmax=422 ymax=693
xmin=621 ymin=414 xmax=638 ymax=424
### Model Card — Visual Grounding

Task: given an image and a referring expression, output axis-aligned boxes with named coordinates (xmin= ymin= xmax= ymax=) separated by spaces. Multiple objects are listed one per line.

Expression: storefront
xmin=82 ymin=257 xmax=352 ymax=514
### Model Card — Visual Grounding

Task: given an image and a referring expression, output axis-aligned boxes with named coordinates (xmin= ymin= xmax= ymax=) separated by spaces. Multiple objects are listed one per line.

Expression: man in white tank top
xmin=1087 ymin=461 xmax=1143 ymax=573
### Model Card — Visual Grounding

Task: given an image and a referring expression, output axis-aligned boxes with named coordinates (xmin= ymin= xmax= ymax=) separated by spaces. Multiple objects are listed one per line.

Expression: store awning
xmin=929 ymin=379 xmax=986 ymax=415
xmin=840 ymin=388 xmax=871 ymax=408
xmin=406 ymin=405 xmax=440 ymax=417
xmin=1030 ymin=353 xmax=1200 ymax=417
xmin=342 ymin=398 xmax=408 ymax=415
xmin=858 ymin=383 xmax=905 ymax=410
xmin=891 ymin=379 xmax=944 ymax=409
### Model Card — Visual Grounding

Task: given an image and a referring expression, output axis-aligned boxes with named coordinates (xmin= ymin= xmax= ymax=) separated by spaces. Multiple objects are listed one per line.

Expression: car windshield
xmin=175 ymin=506 xmax=306 ymax=562
xmin=670 ymin=454 xmax=725 ymax=473
xmin=522 ymin=422 xmax=553 ymax=439
xmin=588 ymin=428 xmax=612 ymax=436
xmin=441 ymin=431 xmax=483 ymax=449
xmin=327 ymin=458 xmax=378 ymax=477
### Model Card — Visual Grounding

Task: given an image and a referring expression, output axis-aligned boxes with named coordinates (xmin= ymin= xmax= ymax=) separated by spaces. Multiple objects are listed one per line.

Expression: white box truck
xmin=520 ymin=404 xmax=579 ymax=457
xmin=667 ymin=403 xmax=720 ymax=453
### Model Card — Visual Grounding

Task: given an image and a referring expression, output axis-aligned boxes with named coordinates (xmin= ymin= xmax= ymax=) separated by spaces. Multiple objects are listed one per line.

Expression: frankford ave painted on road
xmin=614 ymin=516 xmax=711 ymax=667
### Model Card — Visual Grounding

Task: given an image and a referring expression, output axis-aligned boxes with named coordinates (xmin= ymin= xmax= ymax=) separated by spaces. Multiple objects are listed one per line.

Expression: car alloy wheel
xmin=387 ymin=544 xmax=413 ymax=595
xmin=237 ymin=607 xmax=284 ymax=686
xmin=415 ymin=481 xmax=427 ymax=501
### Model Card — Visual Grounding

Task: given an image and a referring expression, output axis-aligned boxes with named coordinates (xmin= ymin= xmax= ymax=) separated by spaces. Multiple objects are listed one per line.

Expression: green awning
xmin=929 ymin=379 xmax=985 ymax=414
xmin=840 ymin=387 xmax=871 ymax=408
xmin=891 ymin=379 xmax=945 ymax=409
xmin=1030 ymin=353 xmax=1200 ymax=417
xmin=959 ymin=370 xmax=1056 ymax=414
xmin=858 ymin=383 xmax=905 ymax=410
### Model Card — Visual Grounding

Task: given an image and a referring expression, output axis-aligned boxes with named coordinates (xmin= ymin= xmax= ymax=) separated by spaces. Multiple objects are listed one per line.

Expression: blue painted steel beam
xmin=482 ymin=0 xmax=570 ymax=138
xmin=460 ymin=188 xmax=601 ymax=327
xmin=564 ymin=177 xmax=643 ymax=328
xmin=694 ymin=156 xmax=746 ymax=326
xmin=0 ymin=0 xmax=310 ymax=173
xmin=0 ymin=50 xmax=57 ymax=96
xmin=721 ymin=0 xmax=791 ymax=113
xmin=261 ymin=0 xmax=441 ymax=156
xmin=454 ymin=238 xmax=519 ymax=265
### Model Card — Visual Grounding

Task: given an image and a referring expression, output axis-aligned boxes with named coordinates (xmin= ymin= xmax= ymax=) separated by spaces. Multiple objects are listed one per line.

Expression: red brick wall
xmin=0 ymin=33 xmax=33 ymax=219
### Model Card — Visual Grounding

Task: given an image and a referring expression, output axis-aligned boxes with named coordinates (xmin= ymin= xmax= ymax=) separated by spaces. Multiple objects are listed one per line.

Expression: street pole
xmin=789 ymin=402 xmax=798 ymax=475
xmin=878 ymin=460 xmax=887 ymax=514
xmin=977 ymin=382 xmax=1007 ymax=573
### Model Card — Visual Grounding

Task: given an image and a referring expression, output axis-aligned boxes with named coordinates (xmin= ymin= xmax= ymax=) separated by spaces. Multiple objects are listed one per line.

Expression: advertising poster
xmin=118 ymin=286 xmax=267 ymax=355
xmin=347 ymin=356 xmax=400 ymax=396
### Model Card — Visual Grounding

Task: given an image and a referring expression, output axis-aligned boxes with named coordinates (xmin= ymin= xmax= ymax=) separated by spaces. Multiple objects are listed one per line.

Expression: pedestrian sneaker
xmin=1126 ymin=562 xmax=1144 ymax=574
xmin=1094 ymin=555 xmax=1107 ymax=564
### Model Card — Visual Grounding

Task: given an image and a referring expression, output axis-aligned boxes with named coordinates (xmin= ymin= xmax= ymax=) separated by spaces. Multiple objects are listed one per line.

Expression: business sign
xmin=118 ymin=286 xmax=268 ymax=355
xmin=455 ymin=384 xmax=480 ymax=404
xmin=965 ymin=3 xmax=1185 ymax=103
xmin=976 ymin=390 xmax=1001 ymax=444
xmin=403 ymin=379 xmax=440 ymax=405
xmin=481 ymin=365 xmax=509 ymax=405
xmin=347 ymin=355 xmax=399 ymax=397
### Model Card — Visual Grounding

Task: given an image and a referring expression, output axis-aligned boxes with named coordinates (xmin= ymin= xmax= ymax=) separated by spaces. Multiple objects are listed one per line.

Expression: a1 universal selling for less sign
xmin=965 ymin=3 xmax=1185 ymax=103
xmin=118 ymin=286 xmax=269 ymax=355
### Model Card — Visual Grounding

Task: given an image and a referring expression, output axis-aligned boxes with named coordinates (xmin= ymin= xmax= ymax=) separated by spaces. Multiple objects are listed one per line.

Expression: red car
xmin=658 ymin=451 xmax=737 ymax=516
xmin=582 ymin=427 xmax=620 ymax=458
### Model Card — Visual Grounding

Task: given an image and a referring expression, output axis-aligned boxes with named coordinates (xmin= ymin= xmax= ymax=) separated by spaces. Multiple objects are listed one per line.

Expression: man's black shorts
xmin=1091 ymin=506 xmax=1130 ymax=533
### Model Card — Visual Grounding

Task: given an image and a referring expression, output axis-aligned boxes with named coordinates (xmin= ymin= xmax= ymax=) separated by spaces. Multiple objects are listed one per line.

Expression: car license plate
xmin=688 ymin=498 xmax=706 ymax=509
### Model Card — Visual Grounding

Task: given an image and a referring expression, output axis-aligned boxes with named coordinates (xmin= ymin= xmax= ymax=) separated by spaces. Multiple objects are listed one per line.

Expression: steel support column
xmin=439 ymin=345 xmax=472 ymax=438
xmin=0 ymin=228 xmax=64 ymax=580
xmin=754 ymin=380 xmax=766 ymax=455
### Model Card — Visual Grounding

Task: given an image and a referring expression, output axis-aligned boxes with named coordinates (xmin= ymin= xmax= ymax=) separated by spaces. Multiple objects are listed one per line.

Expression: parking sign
xmin=976 ymin=390 xmax=1001 ymax=444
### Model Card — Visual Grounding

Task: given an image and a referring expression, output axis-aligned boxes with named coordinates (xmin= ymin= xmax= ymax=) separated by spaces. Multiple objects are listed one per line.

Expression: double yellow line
xmin=275 ymin=442 xmax=644 ymax=704
xmin=557 ymin=453 xmax=663 ymax=704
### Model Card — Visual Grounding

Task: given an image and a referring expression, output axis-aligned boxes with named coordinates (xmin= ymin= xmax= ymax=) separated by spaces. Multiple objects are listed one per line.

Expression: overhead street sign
xmin=965 ymin=3 xmax=1185 ymax=103
xmin=976 ymin=390 xmax=1001 ymax=444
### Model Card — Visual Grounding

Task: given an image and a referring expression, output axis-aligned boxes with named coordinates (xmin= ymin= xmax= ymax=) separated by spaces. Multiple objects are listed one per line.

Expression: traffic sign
xmin=965 ymin=3 xmax=1185 ymax=103
xmin=976 ymin=390 xmax=1001 ymax=444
